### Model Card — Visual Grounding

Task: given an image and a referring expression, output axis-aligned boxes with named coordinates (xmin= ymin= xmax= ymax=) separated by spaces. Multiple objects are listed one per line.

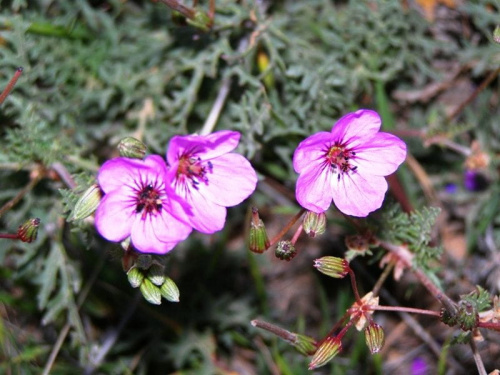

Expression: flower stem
xmin=379 ymin=240 xmax=457 ymax=315
xmin=251 ymin=319 xmax=297 ymax=343
xmin=469 ymin=335 xmax=487 ymax=375
xmin=268 ymin=209 xmax=306 ymax=247
xmin=0 ymin=67 xmax=23 ymax=105
xmin=0 ymin=233 xmax=19 ymax=240
xmin=290 ymin=224 xmax=303 ymax=245
xmin=366 ymin=304 xmax=441 ymax=317
xmin=347 ymin=267 xmax=362 ymax=304
xmin=478 ymin=322 xmax=500 ymax=332
xmin=371 ymin=261 xmax=394 ymax=298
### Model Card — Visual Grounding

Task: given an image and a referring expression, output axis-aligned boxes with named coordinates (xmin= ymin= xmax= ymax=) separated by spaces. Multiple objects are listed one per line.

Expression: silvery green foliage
xmin=0 ymin=0 xmax=498 ymax=372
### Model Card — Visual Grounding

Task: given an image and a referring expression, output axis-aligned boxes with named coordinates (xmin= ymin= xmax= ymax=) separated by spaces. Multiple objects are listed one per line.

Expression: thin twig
xmin=51 ymin=162 xmax=77 ymax=189
xmin=447 ymin=67 xmax=500 ymax=121
xmin=199 ymin=74 xmax=231 ymax=135
xmin=469 ymin=335 xmax=487 ymax=375
xmin=379 ymin=240 xmax=457 ymax=315
xmin=251 ymin=320 xmax=297 ymax=343
xmin=371 ymin=261 xmax=394 ymax=298
xmin=0 ymin=168 xmax=43 ymax=219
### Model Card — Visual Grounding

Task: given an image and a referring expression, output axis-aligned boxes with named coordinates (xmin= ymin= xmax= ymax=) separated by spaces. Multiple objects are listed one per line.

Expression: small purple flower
xmin=293 ymin=109 xmax=407 ymax=217
xmin=411 ymin=357 xmax=428 ymax=375
xmin=166 ymin=130 xmax=258 ymax=233
xmin=95 ymin=155 xmax=192 ymax=254
xmin=464 ymin=170 xmax=489 ymax=192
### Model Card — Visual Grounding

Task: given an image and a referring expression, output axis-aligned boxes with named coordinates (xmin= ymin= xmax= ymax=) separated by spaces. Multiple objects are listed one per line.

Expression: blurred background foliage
xmin=0 ymin=0 xmax=499 ymax=373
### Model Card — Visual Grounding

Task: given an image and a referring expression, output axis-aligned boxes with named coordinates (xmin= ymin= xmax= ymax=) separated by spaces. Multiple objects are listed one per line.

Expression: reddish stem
xmin=0 ymin=233 xmax=19 ymax=240
xmin=0 ymin=67 xmax=23 ymax=105
xmin=348 ymin=267 xmax=362 ymax=304
xmin=366 ymin=304 xmax=441 ymax=317
xmin=290 ymin=224 xmax=303 ymax=245
xmin=379 ymin=240 xmax=457 ymax=315
xmin=478 ymin=322 xmax=500 ymax=332
xmin=268 ymin=209 xmax=306 ymax=247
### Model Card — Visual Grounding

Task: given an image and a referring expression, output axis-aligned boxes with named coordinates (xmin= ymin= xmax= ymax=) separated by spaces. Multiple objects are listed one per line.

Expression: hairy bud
xmin=308 ymin=336 xmax=342 ymax=370
xmin=17 ymin=218 xmax=40 ymax=243
xmin=302 ymin=211 xmax=326 ymax=238
xmin=275 ymin=240 xmax=297 ymax=261
xmin=118 ymin=137 xmax=147 ymax=159
xmin=313 ymin=256 xmax=349 ymax=278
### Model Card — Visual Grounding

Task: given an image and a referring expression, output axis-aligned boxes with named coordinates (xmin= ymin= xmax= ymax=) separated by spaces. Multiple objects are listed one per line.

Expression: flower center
xmin=324 ymin=144 xmax=357 ymax=179
xmin=177 ymin=153 xmax=213 ymax=189
xmin=136 ymin=184 xmax=162 ymax=218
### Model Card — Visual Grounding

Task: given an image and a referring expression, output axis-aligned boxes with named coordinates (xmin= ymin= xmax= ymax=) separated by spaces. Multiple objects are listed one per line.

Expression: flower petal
xmin=166 ymin=130 xmax=240 ymax=165
xmin=352 ymin=132 xmax=407 ymax=176
xmin=200 ymin=153 xmax=258 ymax=207
xmin=331 ymin=109 xmax=381 ymax=147
xmin=295 ymin=163 xmax=334 ymax=213
xmin=97 ymin=158 xmax=145 ymax=193
xmin=333 ymin=172 xmax=388 ymax=217
xmin=178 ymin=186 xmax=227 ymax=233
xmin=293 ymin=131 xmax=332 ymax=174
xmin=94 ymin=188 xmax=136 ymax=241
xmin=131 ymin=215 xmax=179 ymax=254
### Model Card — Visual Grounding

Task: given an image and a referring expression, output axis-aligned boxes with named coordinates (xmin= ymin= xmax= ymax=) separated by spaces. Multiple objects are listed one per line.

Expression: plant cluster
xmin=0 ymin=0 xmax=500 ymax=374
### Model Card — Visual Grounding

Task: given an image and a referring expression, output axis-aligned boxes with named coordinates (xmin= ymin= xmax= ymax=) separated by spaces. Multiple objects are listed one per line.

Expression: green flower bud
xmin=302 ymin=211 xmax=326 ymax=238
xmin=313 ymin=256 xmax=349 ymax=278
xmin=249 ymin=207 xmax=269 ymax=253
xmin=293 ymin=334 xmax=317 ymax=356
xmin=364 ymin=322 xmax=385 ymax=354
xmin=127 ymin=267 xmax=144 ymax=288
xmin=140 ymin=278 xmax=162 ymax=305
xmin=186 ymin=9 xmax=212 ymax=31
xmin=308 ymin=336 xmax=342 ymax=370
xmin=275 ymin=240 xmax=297 ymax=261
xmin=457 ymin=301 xmax=479 ymax=331
xmin=71 ymin=184 xmax=102 ymax=221
xmin=494 ymin=25 xmax=500 ymax=44
xmin=440 ymin=308 xmax=458 ymax=327
xmin=118 ymin=137 xmax=147 ymax=159
xmin=17 ymin=218 xmax=40 ymax=243
xmin=160 ymin=277 xmax=180 ymax=303
xmin=147 ymin=264 xmax=165 ymax=286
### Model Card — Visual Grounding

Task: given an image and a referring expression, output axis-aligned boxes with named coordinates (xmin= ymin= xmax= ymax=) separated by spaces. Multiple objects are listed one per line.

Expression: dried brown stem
xmin=0 ymin=167 xmax=44 ymax=219
xmin=447 ymin=67 xmax=500 ymax=122
xmin=251 ymin=320 xmax=297 ymax=343
xmin=469 ymin=335 xmax=487 ymax=375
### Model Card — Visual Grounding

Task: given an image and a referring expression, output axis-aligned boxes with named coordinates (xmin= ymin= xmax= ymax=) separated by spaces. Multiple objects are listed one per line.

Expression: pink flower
xmin=95 ymin=155 xmax=192 ymax=254
xmin=293 ymin=109 xmax=407 ymax=217
xmin=166 ymin=130 xmax=258 ymax=233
